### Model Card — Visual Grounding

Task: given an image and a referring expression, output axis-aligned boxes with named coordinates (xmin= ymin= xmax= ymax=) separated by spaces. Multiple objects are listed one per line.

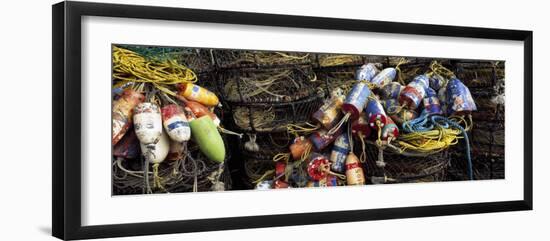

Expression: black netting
xmin=112 ymin=137 xmax=232 ymax=195
xmin=362 ymin=143 xmax=450 ymax=183
xmin=242 ymin=157 xmax=275 ymax=188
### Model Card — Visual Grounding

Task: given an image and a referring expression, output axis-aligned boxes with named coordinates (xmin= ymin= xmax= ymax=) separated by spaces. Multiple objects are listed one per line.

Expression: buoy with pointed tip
xmin=189 ymin=116 xmax=226 ymax=163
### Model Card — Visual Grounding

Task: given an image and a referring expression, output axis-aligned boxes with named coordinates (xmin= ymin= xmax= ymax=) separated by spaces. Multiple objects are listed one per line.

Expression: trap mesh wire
xmin=221 ymin=67 xmax=318 ymax=103
xmin=112 ymin=138 xmax=232 ymax=195
xmin=213 ymin=49 xmax=312 ymax=69
xmin=231 ymin=94 xmax=323 ymax=132
xmin=362 ymin=142 xmax=450 ymax=183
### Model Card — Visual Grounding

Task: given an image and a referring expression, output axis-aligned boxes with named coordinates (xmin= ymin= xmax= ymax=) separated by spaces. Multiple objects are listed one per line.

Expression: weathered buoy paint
xmin=330 ymin=132 xmax=350 ymax=173
xmin=140 ymin=131 xmax=170 ymax=164
xmin=312 ymin=88 xmax=345 ymax=130
xmin=365 ymin=98 xmax=388 ymax=130
xmin=307 ymin=153 xmax=331 ymax=181
xmin=423 ymin=88 xmax=443 ymax=115
xmin=381 ymin=99 xmax=400 ymax=114
xmin=133 ymin=102 xmax=163 ymax=145
xmin=180 ymin=99 xmax=221 ymax=126
xmin=161 ymin=104 xmax=191 ymax=143
xmin=310 ymin=128 xmax=341 ymax=151
xmin=381 ymin=116 xmax=399 ymax=140
xmin=178 ymin=83 xmax=220 ymax=107
xmin=345 ymin=153 xmax=365 ymax=185
xmin=445 ymin=77 xmax=477 ymax=115
xmin=342 ymin=82 xmax=372 ymax=120
xmin=379 ymin=82 xmax=404 ymax=100
xmin=290 ymin=136 xmax=314 ymax=160
xmin=370 ymin=68 xmax=396 ymax=86
xmin=351 ymin=112 xmax=372 ymax=138
xmin=112 ymin=89 xmax=144 ymax=145
xmin=355 ymin=63 xmax=380 ymax=81
xmin=429 ymin=74 xmax=446 ymax=91
xmin=399 ymin=81 xmax=427 ymax=110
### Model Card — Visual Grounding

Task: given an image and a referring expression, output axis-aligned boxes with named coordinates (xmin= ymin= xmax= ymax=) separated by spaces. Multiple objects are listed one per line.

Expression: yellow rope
xmin=273 ymin=153 xmax=290 ymax=163
xmin=253 ymin=170 xmax=275 ymax=184
xmin=112 ymin=46 xmax=197 ymax=96
xmin=359 ymin=134 xmax=367 ymax=163
xmin=286 ymin=122 xmax=320 ymax=137
xmin=394 ymin=57 xmax=408 ymax=85
xmin=319 ymin=55 xmax=361 ymax=67
xmin=396 ymin=127 xmax=462 ymax=154
xmin=152 ymin=163 xmax=166 ymax=191
xmin=428 ymin=60 xmax=455 ymax=80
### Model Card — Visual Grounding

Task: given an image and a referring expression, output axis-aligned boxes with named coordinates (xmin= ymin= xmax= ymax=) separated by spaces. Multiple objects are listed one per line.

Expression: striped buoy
xmin=399 ymin=75 xmax=429 ymax=110
xmin=161 ymin=104 xmax=191 ymax=143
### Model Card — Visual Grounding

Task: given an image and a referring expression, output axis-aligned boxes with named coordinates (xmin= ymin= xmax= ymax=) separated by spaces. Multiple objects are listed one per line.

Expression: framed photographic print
xmin=52 ymin=1 xmax=533 ymax=240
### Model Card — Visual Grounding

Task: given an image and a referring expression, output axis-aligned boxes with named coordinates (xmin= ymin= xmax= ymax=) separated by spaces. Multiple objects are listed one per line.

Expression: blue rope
xmin=402 ymin=111 xmax=434 ymax=132
xmin=431 ymin=115 xmax=473 ymax=180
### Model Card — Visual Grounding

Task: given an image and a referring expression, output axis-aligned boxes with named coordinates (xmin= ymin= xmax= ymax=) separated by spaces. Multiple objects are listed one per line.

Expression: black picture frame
xmin=52 ymin=1 xmax=533 ymax=240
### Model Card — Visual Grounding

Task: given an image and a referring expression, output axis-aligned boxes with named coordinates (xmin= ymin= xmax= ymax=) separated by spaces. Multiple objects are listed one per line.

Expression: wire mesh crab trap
xmin=112 ymin=136 xmax=232 ymax=195
xmin=230 ymin=94 xmax=323 ymax=132
xmin=218 ymin=67 xmax=323 ymax=132
xmin=220 ymin=67 xmax=318 ymax=103
xmin=212 ymin=49 xmax=312 ymax=69
xmin=362 ymin=142 xmax=451 ymax=184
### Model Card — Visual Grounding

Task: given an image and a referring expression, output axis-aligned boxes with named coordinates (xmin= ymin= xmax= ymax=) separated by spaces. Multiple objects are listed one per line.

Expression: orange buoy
xmin=178 ymin=83 xmax=220 ymax=107
xmin=345 ymin=153 xmax=365 ymax=185
xmin=178 ymin=97 xmax=221 ymax=126
xmin=289 ymin=136 xmax=313 ymax=160
xmin=112 ymin=89 xmax=144 ymax=145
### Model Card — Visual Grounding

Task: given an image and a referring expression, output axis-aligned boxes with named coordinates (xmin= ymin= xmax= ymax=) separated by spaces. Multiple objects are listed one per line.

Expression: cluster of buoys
xmin=257 ymin=60 xmax=477 ymax=189
xmin=112 ymin=46 xmax=239 ymax=194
